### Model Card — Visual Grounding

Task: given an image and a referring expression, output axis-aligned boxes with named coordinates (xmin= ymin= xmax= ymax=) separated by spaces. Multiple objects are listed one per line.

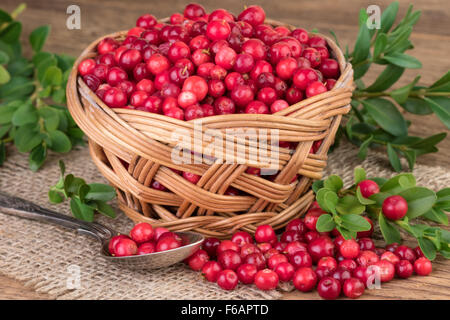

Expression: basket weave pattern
xmin=67 ymin=19 xmax=353 ymax=238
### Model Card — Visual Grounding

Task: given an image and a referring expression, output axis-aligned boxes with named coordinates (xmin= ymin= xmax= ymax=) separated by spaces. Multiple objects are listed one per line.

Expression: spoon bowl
xmin=0 ymin=192 xmax=204 ymax=270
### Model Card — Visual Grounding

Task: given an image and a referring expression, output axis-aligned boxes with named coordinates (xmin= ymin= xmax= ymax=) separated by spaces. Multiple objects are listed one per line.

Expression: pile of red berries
xmin=78 ymin=3 xmax=339 ymax=120
xmin=184 ymin=200 xmax=433 ymax=299
xmin=108 ymin=223 xmax=182 ymax=256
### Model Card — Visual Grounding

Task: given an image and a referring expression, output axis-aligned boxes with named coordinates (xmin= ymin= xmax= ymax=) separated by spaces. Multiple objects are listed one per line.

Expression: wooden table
xmin=1 ymin=0 xmax=449 ymax=300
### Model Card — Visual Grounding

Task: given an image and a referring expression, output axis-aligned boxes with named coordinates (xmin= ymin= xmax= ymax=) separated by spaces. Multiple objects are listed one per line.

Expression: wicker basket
xmin=66 ymin=18 xmax=353 ymax=238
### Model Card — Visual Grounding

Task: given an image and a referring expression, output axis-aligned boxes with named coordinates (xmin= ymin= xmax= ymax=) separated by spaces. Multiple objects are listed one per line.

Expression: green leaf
xmin=38 ymin=106 xmax=60 ymax=131
xmin=383 ymin=52 xmax=422 ymax=69
xmin=0 ymin=9 xmax=12 ymax=24
xmin=436 ymin=188 xmax=450 ymax=210
xmin=0 ymin=50 xmax=10 ymax=64
xmin=364 ymin=65 xmax=404 ymax=92
xmin=352 ymin=19 xmax=371 ymax=64
xmin=356 ymin=187 xmax=376 ymax=205
xmin=11 ymin=101 xmax=38 ymax=126
xmin=380 ymin=173 xmax=416 ymax=194
xmin=378 ymin=212 xmax=402 ymax=244
xmin=409 ymin=133 xmax=447 ymax=150
xmin=47 ymin=130 xmax=72 ymax=153
xmin=361 ymin=98 xmax=407 ymax=137
xmin=312 ymin=180 xmax=324 ymax=193
xmin=354 ymin=167 xmax=366 ymax=184
xmin=336 ymin=225 xmax=356 ymax=240
xmin=41 ymin=65 xmax=62 ymax=87
xmin=423 ymin=208 xmax=448 ymax=226
xmin=0 ymin=65 xmax=10 ymax=85
xmin=0 ymin=141 xmax=5 ymax=166
xmin=357 ymin=135 xmax=373 ymax=160
xmin=336 ymin=195 xmax=365 ymax=215
xmin=0 ymin=124 xmax=10 ymax=139
xmin=29 ymin=25 xmax=50 ymax=52
xmin=401 ymin=150 xmax=416 ymax=170
xmin=59 ymin=160 xmax=66 ymax=176
xmin=70 ymin=197 xmax=94 ymax=222
xmin=316 ymin=214 xmax=336 ymax=232
xmin=424 ymin=97 xmax=450 ymax=129
xmin=418 ymin=237 xmax=437 ymax=261
xmin=0 ymin=100 xmax=20 ymax=124
xmin=324 ymin=175 xmax=343 ymax=193
xmin=430 ymin=71 xmax=450 ymax=89
xmin=400 ymin=97 xmax=433 ymax=115
xmin=95 ymin=201 xmax=117 ymax=219
xmin=340 ymin=214 xmax=371 ymax=232
xmin=387 ymin=143 xmax=402 ymax=172
xmin=0 ymin=77 xmax=34 ymax=100
xmin=379 ymin=1 xmax=399 ymax=33
xmin=78 ymin=184 xmax=90 ymax=202
xmin=398 ymin=187 xmax=437 ymax=219
xmin=29 ymin=143 xmax=47 ymax=172
xmin=373 ymin=33 xmax=387 ymax=59
xmin=48 ymin=189 xmax=64 ymax=204
xmin=0 ymin=21 xmax=22 ymax=43
xmin=85 ymin=183 xmax=116 ymax=201
xmin=13 ymin=124 xmax=43 ymax=153
xmin=64 ymin=174 xmax=86 ymax=196
xmin=390 ymin=76 xmax=420 ymax=104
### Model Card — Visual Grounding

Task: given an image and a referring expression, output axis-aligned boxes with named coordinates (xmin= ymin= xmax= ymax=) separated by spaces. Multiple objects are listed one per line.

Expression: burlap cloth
xmin=0 ymin=141 xmax=449 ymax=300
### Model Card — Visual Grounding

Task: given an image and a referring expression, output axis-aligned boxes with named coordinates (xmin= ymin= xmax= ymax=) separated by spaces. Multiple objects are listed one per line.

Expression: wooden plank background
xmin=0 ymin=0 xmax=449 ymax=299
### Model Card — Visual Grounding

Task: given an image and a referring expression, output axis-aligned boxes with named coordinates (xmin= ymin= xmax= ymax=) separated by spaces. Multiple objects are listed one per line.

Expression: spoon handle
xmin=0 ymin=192 xmax=115 ymax=242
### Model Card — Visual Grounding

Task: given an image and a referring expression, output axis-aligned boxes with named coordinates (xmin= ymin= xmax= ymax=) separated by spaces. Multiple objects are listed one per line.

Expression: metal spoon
xmin=0 ymin=192 xmax=204 ymax=269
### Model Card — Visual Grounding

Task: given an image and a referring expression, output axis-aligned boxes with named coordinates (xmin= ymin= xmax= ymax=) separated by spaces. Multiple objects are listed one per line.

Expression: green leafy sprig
xmin=313 ymin=167 xmax=450 ymax=261
xmin=334 ymin=2 xmax=450 ymax=171
xmin=48 ymin=160 xmax=117 ymax=222
xmin=0 ymin=4 xmax=83 ymax=171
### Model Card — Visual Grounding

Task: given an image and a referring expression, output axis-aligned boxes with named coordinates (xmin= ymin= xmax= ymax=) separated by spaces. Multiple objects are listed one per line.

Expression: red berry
xmin=382 ymin=195 xmax=408 ymax=220
xmin=201 ymin=104 xmax=215 ymax=117
xmin=276 ymin=57 xmax=297 ymax=80
xmin=331 ymin=267 xmax=352 ymax=285
xmin=136 ymin=14 xmax=157 ymax=29
xmin=83 ymin=74 xmax=101 ymax=92
xmin=396 ymin=259 xmax=413 ymax=278
xmin=202 ymin=261 xmax=222 ymax=282
xmin=103 ymin=87 xmax=127 ymax=108
xmin=317 ymin=256 xmax=338 ymax=271
xmin=119 ymin=49 xmax=142 ymax=71
xmin=238 ymin=5 xmax=266 ymax=27
xmin=317 ymin=276 xmax=341 ymax=300
xmin=130 ymin=222 xmax=154 ymax=244
xmin=178 ymin=91 xmax=198 ymax=109
xmin=164 ymin=107 xmax=184 ymax=120
xmin=183 ymin=3 xmax=206 ymax=20
xmin=257 ymin=87 xmax=277 ymax=105
xmin=244 ymin=101 xmax=268 ymax=114
xmin=356 ymin=250 xmax=379 ymax=267
xmin=237 ymin=263 xmax=258 ymax=284
xmin=285 ymin=218 xmax=306 ymax=235
xmin=270 ymin=99 xmax=289 ymax=113
xmin=136 ymin=79 xmax=154 ymax=94
xmin=257 ymin=242 xmax=272 ymax=254
xmin=358 ymin=180 xmax=380 ymax=198
xmin=114 ymin=238 xmax=138 ymax=257
xmin=274 ymin=262 xmax=295 ymax=282
xmin=97 ymin=37 xmax=118 ymax=55
xmin=267 ymin=254 xmax=288 ymax=270
xmin=231 ymin=231 xmax=254 ymax=247
xmin=358 ymin=238 xmax=375 ymax=251
xmin=234 ymin=53 xmax=255 ymax=73
xmin=325 ymin=79 xmax=337 ymax=90
xmin=254 ymin=269 xmax=279 ymax=290
xmin=240 ymin=243 xmax=260 ymax=259
xmin=182 ymin=171 xmax=201 ymax=184
xmin=137 ymin=242 xmax=156 ymax=255
xmin=304 ymin=208 xmax=326 ymax=231
xmin=244 ymin=252 xmax=266 ymax=270
xmin=280 ymin=230 xmax=303 ymax=243
xmin=293 ymin=68 xmax=318 ymax=90
xmin=293 ymin=267 xmax=317 ymax=292
xmin=302 ymin=47 xmax=321 ymax=67
xmin=308 ymin=236 xmax=335 ymax=263
xmin=218 ymin=249 xmax=242 ymax=270
xmin=214 ymin=96 xmax=235 ymax=115
xmin=339 ymin=239 xmax=360 ymax=259
xmin=289 ymin=251 xmax=312 ymax=269
xmin=343 ymin=278 xmax=365 ymax=299
xmin=206 ymin=20 xmax=231 ymax=41
xmin=182 ymin=76 xmax=208 ymax=101
xmin=146 ymin=53 xmax=170 ymax=75
xmin=217 ymin=240 xmax=239 ymax=256
xmin=320 ymin=58 xmax=340 ymax=79
xmin=142 ymin=96 xmax=162 ymax=113
xmin=414 ymin=257 xmax=432 ymax=276
xmin=414 ymin=246 xmax=425 ymax=258
xmin=283 ymin=241 xmax=307 ymax=257
xmin=156 ymin=235 xmax=182 ymax=252
xmin=373 ymin=260 xmax=395 ymax=282
xmin=309 ymin=36 xmax=327 ymax=47
xmin=242 ymin=39 xmax=267 ymax=61
xmin=290 ymin=28 xmax=309 ymax=44
xmin=255 ymin=225 xmax=276 ymax=243
xmin=202 ymin=237 xmax=221 ymax=258
xmin=339 ymin=259 xmax=358 ymax=272
xmin=305 ymin=81 xmax=327 ymax=98
xmin=184 ymin=104 xmax=205 ymax=120
xmin=108 ymin=235 xmax=130 ymax=255
xmin=170 ymin=12 xmax=184 ymax=25
xmin=78 ymin=58 xmax=96 ymax=76
xmin=217 ymin=269 xmax=238 ymax=290
xmin=231 ymin=84 xmax=254 ymax=107
xmin=269 ymin=41 xmax=292 ymax=65
xmin=386 ymin=243 xmax=400 ymax=253
xmin=285 ymin=86 xmax=303 ymax=104
xmin=187 ymin=249 xmax=210 ymax=271
xmin=167 ymin=41 xmax=190 ymax=63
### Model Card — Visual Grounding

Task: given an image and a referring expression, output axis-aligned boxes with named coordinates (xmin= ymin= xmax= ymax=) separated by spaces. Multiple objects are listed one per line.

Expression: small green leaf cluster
xmin=313 ymin=167 xmax=450 ymax=261
xmin=0 ymin=4 xmax=83 ymax=170
xmin=48 ymin=160 xmax=117 ymax=222
xmin=335 ymin=2 xmax=449 ymax=172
